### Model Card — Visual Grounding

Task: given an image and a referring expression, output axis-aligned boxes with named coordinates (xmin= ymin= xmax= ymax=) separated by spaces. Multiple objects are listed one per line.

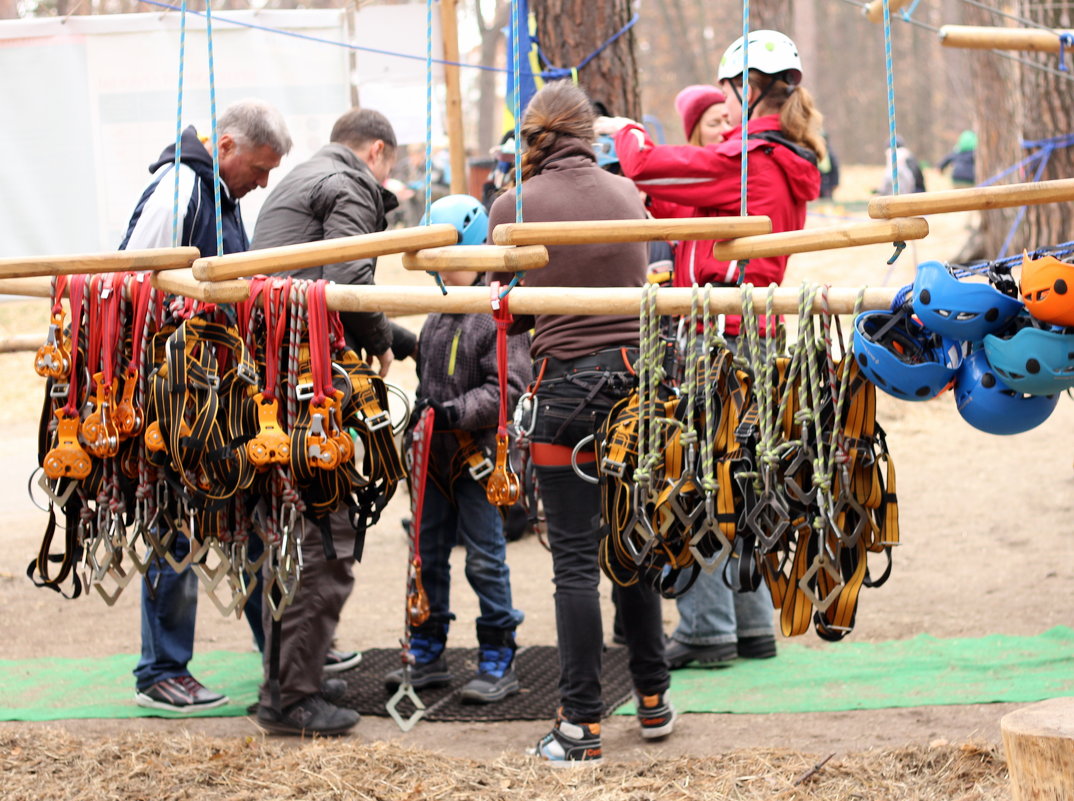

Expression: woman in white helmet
xmin=596 ymin=31 xmax=826 ymax=668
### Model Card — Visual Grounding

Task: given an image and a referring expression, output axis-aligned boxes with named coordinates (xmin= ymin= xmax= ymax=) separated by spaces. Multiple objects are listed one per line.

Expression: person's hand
xmin=594 ymin=115 xmax=636 ymax=136
xmin=416 ymin=398 xmax=458 ymax=430
xmin=373 ymin=347 xmax=394 ymax=377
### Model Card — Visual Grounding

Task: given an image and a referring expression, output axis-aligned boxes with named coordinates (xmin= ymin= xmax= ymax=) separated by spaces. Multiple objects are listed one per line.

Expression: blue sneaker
xmin=384 ymin=634 xmax=452 ymax=690
xmin=460 ymin=644 xmax=520 ymax=704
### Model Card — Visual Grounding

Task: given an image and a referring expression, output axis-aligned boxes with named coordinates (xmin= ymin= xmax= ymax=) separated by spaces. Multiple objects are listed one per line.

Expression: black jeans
xmin=531 ymin=363 xmax=668 ymax=723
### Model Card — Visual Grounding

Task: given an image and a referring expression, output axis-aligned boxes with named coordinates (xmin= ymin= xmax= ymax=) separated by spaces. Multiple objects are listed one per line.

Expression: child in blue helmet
xmin=383 ymin=194 xmax=530 ymax=703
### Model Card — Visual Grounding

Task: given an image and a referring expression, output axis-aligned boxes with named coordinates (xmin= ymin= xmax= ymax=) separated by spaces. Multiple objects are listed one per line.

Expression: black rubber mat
xmin=337 ymin=645 xmax=634 ymax=722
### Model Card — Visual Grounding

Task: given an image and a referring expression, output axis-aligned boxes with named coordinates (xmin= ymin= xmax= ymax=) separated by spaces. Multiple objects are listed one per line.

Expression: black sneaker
xmin=134 ymin=676 xmax=229 ymax=713
xmin=529 ymin=716 xmax=603 ymax=767
xmin=324 ymin=649 xmax=362 ymax=673
xmin=664 ymin=638 xmax=737 ymax=669
xmin=635 ymin=690 xmax=676 ymax=739
xmin=256 ymin=694 xmax=359 ymax=736
xmin=738 ymin=635 xmax=778 ymax=659
xmin=384 ymin=655 xmax=452 ymax=691
xmin=460 ymin=644 xmax=520 ymax=704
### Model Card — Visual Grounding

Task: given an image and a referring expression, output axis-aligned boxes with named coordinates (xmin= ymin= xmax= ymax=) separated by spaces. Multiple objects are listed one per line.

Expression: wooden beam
xmin=190 ymin=225 xmax=460 ymax=282
xmin=0 ymin=277 xmax=54 ymax=298
xmin=320 ymin=283 xmax=897 ymax=316
xmin=439 ymin=0 xmax=468 ymax=195
xmin=713 ymin=218 xmax=929 ymax=260
xmin=151 ymin=268 xmax=252 ymax=304
xmin=0 ymin=333 xmax=44 ymax=354
xmin=401 ymin=245 xmax=548 ymax=272
xmin=0 ymin=247 xmax=199 ymax=280
xmin=939 ymin=24 xmax=1074 ymax=51
xmin=863 ymin=0 xmax=915 ymax=24
xmin=869 ymin=178 xmax=1074 ymax=218
xmin=492 ymin=216 xmax=772 ymax=246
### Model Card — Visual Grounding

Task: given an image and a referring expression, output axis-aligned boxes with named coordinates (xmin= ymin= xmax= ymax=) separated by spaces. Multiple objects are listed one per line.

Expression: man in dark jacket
xmin=251 ymin=108 xmax=400 ymax=377
xmin=250 ymin=108 xmax=400 ymax=736
xmin=128 ymin=99 xmax=292 ymax=715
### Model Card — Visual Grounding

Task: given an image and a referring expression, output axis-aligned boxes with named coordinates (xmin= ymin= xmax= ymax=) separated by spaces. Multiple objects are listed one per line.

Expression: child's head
xmin=426 ymin=193 xmax=489 ymax=246
xmin=441 ymin=269 xmax=479 ymax=288
xmin=716 ymin=30 xmax=826 ymax=161
xmin=675 ymin=84 xmax=729 ymax=147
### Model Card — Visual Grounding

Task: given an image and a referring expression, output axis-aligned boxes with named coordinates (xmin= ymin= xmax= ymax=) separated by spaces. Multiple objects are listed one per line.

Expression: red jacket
xmin=614 ymin=116 xmax=820 ymax=335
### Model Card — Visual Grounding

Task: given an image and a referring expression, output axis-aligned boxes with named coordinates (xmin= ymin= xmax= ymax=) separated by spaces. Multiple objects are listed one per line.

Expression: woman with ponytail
xmin=598 ymin=32 xmax=824 ymax=669
xmin=488 ymin=80 xmax=674 ymax=766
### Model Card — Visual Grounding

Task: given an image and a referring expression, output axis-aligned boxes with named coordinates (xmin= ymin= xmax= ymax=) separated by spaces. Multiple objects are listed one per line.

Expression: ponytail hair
xmin=519 ymin=81 xmax=595 ymax=182
xmin=746 ymin=73 xmax=827 ymax=163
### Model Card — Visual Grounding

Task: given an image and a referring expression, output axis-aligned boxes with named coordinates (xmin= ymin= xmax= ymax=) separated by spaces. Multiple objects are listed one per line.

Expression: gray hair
xmin=218 ymin=99 xmax=293 ymax=156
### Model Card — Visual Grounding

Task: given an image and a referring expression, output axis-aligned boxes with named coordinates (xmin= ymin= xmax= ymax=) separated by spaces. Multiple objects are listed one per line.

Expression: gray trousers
xmin=260 ymin=507 xmax=356 ymax=709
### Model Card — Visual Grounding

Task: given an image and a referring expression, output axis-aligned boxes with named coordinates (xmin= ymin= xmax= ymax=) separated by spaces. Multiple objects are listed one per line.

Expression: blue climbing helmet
xmin=911 ymin=260 xmax=1023 ymax=343
xmin=424 ymin=194 xmax=489 ymax=247
xmin=954 ymin=347 xmax=1058 ymax=435
xmin=982 ymin=312 xmax=1074 ymax=396
xmin=593 ymin=135 xmax=620 ymax=171
xmin=853 ymin=309 xmax=962 ymax=401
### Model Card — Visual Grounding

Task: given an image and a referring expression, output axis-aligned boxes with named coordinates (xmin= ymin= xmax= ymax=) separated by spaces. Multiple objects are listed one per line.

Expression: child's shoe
xmin=635 ymin=690 xmax=676 ymax=739
xmin=460 ymin=644 xmax=520 ymax=703
xmin=383 ymin=633 xmax=452 ymax=690
xmin=529 ymin=715 xmax=603 ymax=767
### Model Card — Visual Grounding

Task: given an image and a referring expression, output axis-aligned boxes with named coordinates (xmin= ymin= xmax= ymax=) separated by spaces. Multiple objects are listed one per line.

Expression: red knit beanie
xmin=674 ymin=84 xmax=727 ymax=139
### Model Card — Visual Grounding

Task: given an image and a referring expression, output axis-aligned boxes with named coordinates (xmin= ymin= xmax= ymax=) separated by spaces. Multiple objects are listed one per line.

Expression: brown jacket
xmin=488 ymin=135 xmax=647 ymax=361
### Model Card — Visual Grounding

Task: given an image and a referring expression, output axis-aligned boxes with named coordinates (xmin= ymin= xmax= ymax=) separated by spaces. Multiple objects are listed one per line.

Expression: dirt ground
xmin=1 ymin=167 xmax=1072 ymax=791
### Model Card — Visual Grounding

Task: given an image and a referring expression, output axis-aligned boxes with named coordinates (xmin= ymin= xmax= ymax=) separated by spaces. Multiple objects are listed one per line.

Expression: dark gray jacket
xmin=251 ymin=144 xmax=399 ymax=356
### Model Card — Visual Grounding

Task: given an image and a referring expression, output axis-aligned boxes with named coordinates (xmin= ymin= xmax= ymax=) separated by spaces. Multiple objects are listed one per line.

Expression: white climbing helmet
xmin=717 ymin=30 xmax=803 ymax=85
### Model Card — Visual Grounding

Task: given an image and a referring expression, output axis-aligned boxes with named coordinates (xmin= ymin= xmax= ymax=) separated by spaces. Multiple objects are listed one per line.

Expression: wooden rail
xmin=869 ymin=178 xmax=1074 ymax=218
xmin=0 ymin=277 xmax=54 ymax=298
xmin=151 ymin=269 xmax=252 ymax=304
xmin=400 ymin=245 xmax=549 ymax=272
xmin=712 ymin=218 xmax=928 ymax=260
xmin=0 ymin=247 xmax=199 ymax=280
xmin=939 ymin=25 xmax=1074 ymax=51
xmin=492 ymin=216 xmax=771 ymax=246
xmin=190 ymin=225 xmax=460 ymax=282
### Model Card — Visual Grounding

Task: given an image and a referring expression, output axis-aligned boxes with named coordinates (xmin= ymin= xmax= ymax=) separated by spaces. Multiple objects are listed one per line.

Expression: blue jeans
xmin=418 ymin=474 xmax=523 ymax=638
xmin=134 ymin=531 xmax=265 ymax=691
xmin=672 ymin=556 xmax=775 ymax=646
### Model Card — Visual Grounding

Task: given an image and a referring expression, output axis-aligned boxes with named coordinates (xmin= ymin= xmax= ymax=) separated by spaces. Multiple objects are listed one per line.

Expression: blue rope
xmin=425 ymin=0 xmax=446 ymax=295
xmin=882 ymin=0 xmax=899 ymax=197
xmin=137 ymin=0 xmax=630 ymax=82
xmin=171 ymin=0 xmax=188 ymax=249
xmin=739 ymin=4 xmax=749 ymax=218
xmin=501 ymin=0 xmax=524 ymax=302
xmin=997 ymin=143 xmax=1055 ymax=258
xmin=952 ymin=239 xmax=1074 ymax=278
xmin=206 ymin=0 xmax=223 ymax=258
xmin=899 ymin=0 xmax=922 ymax=20
xmin=1059 ymin=32 xmax=1074 ymax=71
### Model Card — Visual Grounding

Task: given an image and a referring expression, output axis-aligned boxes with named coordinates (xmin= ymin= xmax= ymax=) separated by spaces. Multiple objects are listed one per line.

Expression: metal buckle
xmin=364 ymin=409 xmax=391 ymax=432
xmin=49 ymin=382 xmax=70 ymax=399
xmin=468 ymin=457 xmax=494 ymax=482
xmin=236 ymin=362 xmax=260 ymax=386
xmin=294 ymin=382 xmax=314 ymax=402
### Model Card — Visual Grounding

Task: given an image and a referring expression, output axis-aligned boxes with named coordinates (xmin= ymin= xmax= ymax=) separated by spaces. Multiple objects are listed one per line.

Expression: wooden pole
xmin=190 ymin=225 xmax=459 ymax=282
xmin=869 ymin=178 xmax=1074 ymax=218
xmin=0 ymin=333 xmax=44 ymax=354
xmin=1001 ymin=697 xmax=1074 ymax=801
xmin=492 ymin=216 xmax=772 ymax=246
xmin=401 ymin=245 xmax=549 ymax=272
xmin=0 ymin=277 xmax=54 ymax=298
xmin=151 ymin=269 xmax=252 ymax=304
xmin=863 ymin=0 xmax=915 ymax=24
xmin=0 ymin=247 xmax=199 ymax=280
xmin=713 ymin=218 xmax=929 ymax=260
xmin=939 ymin=25 xmax=1074 ymax=52
xmin=439 ymin=0 xmax=468 ymax=195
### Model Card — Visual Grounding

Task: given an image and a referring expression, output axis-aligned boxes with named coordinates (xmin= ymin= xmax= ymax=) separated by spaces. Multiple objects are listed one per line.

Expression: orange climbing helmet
xmin=1019 ymin=250 xmax=1074 ymax=326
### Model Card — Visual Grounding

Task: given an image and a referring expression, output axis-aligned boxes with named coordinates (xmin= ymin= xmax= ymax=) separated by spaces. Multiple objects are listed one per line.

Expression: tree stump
xmin=1001 ymin=697 xmax=1074 ymax=801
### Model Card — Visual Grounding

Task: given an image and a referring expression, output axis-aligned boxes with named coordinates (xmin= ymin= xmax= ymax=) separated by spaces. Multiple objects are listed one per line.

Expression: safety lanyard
xmin=63 ymin=276 xmax=87 ymax=417
xmin=486 ymin=282 xmax=520 ymax=506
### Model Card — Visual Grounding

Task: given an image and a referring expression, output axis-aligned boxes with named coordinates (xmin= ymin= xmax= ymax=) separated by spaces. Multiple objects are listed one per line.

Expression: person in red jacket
xmin=597 ymin=31 xmax=825 ymax=667
xmin=598 ymin=29 xmax=824 ymax=337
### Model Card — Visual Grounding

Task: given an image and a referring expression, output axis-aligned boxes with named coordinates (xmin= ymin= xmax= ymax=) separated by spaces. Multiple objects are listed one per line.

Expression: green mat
xmin=3 ymin=628 xmax=1073 ymax=721
xmin=0 ymin=652 xmax=261 ymax=721
xmin=618 ymin=626 xmax=1074 ymax=716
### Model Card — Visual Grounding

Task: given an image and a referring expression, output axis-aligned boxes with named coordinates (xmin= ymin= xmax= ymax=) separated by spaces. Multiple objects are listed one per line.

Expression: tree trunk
xmin=475 ymin=0 xmax=507 ymax=155
xmin=532 ymin=0 xmax=640 ymax=120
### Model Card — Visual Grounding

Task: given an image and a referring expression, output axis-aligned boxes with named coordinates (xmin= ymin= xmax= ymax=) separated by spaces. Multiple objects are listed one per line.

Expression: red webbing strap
xmin=236 ymin=276 xmax=268 ymax=341
xmin=306 ymin=280 xmax=333 ymax=405
xmin=126 ymin=273 xmax=154 ymax=376
xmin=51 ymin=275 xmax=68 ymax=316
xmin=63 ymin=275 xmax=87 ymax=416
xmin=409 ymin=405 xmax=435 ymax=564
xmin=86 ymin=275 xmax=103 ymax=378
xmin=262 ymin=278 xmax=291 ymax=402
xmin=491 ymin=281 xmax=512 ymax=437
xmin=99 ymin=272 xmax=124 ymax=388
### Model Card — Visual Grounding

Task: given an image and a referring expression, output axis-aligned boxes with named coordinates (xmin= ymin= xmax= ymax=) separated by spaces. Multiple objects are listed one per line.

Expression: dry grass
xmin=0 ymin=730 xmax=1007 ymax=801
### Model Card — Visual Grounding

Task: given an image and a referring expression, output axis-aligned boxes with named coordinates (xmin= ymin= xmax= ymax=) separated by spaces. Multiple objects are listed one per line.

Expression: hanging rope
xmin=170 ymin=0 xmax=188 ymax=248
xmin=496 ymin=0 xmax=525 ymax=301
xmin=423 ymin=0 xmax=447 ymax=295
xmin=205 ymin=0 xmax=223 ymax=258
xmin=739 ymin=1 xmax=750 ymax=218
